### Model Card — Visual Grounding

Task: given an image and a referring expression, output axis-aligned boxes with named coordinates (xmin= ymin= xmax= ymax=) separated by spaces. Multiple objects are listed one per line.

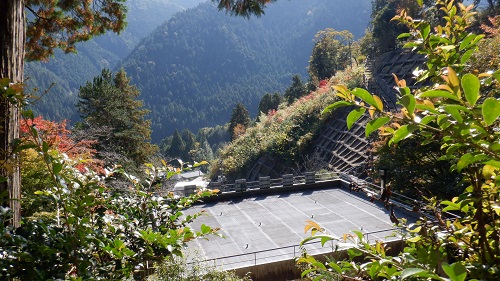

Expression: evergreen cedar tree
xmin=0 ymin=0 xmax=255 ymax=227
xmin=284 ymin=75 xmax=307 ymax=104
xmin=228 ymin=103 xmax=251 ymax=141
xmin=77 ymin=69 xmax=157 ymax=170
xmin=168 ymin=129 xmax=186 ymax=158
xmin=258 ymin=92 xmax=283 ymax=116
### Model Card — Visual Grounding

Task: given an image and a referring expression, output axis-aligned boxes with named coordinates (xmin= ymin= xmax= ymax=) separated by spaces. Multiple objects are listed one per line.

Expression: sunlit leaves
xmin=461 ymin=74 xmax=480 ymax=107
xmin=304 ymin=1 xmax=500 ymax=280
xmin=401 ymin=268 xmax=434 ymax=280
xmin=482 ymin=98 xmax=500 ymax=126
xmin=322 ymin=101 xmax=351 ymax=115
xmin=399 ymin=94 xmax=416 ymax=117
xmin=442 ymin=262 xmax=467 ymax=281
xmin=389 ymin=124 xmax=419 ymax=146
xmin=366 ymin=117 xmax=391 ymax=137
xmin=304 ymin=220 xmax=323 ymax=236
xmin=352 ymin=88 xmax=383 ymax=111
xmin=25 ymin=0 xmax=127 ymax=61
xmin=347 ymin=107 xmax=366 ymax=130
xmin=419 ymin=90 xmax=461 ymax=102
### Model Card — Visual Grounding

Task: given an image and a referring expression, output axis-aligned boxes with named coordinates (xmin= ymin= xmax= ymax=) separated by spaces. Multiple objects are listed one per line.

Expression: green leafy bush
xmin=0 ymin=113 xmax=219 ymax=280
xmin=300 ymin=0 xmax=500 ymax=280
xmin=148 ymin=254 xmax=251 ymax=281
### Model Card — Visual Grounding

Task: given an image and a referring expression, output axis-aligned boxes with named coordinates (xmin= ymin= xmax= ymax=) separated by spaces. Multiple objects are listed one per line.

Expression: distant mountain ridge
xmin=25 ymin=0 xmax=204 ymax=121
xmin=120 ymin=0 xmax=371 ymax=142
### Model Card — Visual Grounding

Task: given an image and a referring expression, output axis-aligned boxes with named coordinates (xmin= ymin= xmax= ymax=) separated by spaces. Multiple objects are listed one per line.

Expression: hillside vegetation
xmin=215 ymin=65 xmax=365 ymax=180
xmin=121 ymin=0 xmax=371 ymax=141
xmin=25 ymin=0 xmax=204 ymax=121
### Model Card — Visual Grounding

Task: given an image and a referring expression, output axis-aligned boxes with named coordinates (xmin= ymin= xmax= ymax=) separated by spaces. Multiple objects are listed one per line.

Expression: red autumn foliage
xmin=480 ymin=16 xmax=500 ymax=37
xmin=21 ymin=116 xmax=104 ymax=174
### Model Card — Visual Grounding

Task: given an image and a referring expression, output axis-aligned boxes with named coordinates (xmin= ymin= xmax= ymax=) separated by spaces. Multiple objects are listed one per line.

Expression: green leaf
xmin=420 ymin=23 xmax=431 ymax=39
xmin=397 ymin=33 xmax=411 ymax=39
xmin=457 ymin=153 xmax=472 ymax=172
xmin=352 ymin=88 xmax=382 ymax=111
xmin=484 ymin=160 xmax=500 ymax=169
xmin=420 ymin=115 xmax=436 ymax=125
xmin=301 ymin=269 xmax=314 ymax=278
xmin=320 ymin=236 xmax=331 ymax=246
xmin=442 ymin=262 xmax=467 ymax=281
xmin=462 ymin=73 xmax=480 ymax=106
xmin=442 ymin=200 xmax=460 ymax=212
xmin=322 ymin=101 xmax=351 ymax=115
xmin=398 ymin=87 xmax=411 ymax=96
xmin=401 ymin=268 xmax=429 ymax=279
xmin=352 ymin=230 xmax=364 ymax=241
xmin=347 ymin=248 xmax=363 ymax=259
xmin=346 ymin=108 xmax=366 ymax=130
xmin=443 ymin=105 xmax=463 ymax=123
xmin=0 ymin=176 xmax=7 ymax=183
xmin=437 ymin=114 xmax=452 ymax=130
xmin=201 ymin=224 xmax=211 ymax=234
xmin=12 ymin=143 xmax=38 ymax=153
xmin=403 ymin=42 xmax=420 ymax=48
xmin=42 ymin=141 xmax=50 ymax=153
xmin=415 ymin=104 xmax=439 ymax=114
xmin=327 ymin=262 xmax=343 ymax=274
xmin=401 ymin=268 xmax=425 ymax=279
xmin=482 ymin=97 xmax=500 ymax=126
xmin=492 ymin=70 xmax=500 ymax=81
xmin=399 ymin=95 xmax=416 ymax=116
xmin=459 ymin=33 xmax=477 ymax=51
xmin=461 ymin=49 xmax=475 ymax=64
xmin=419 ymin=90 xmax=460 ymax=102
xmin=365 ymin=117 xmax=391 ymax=137
xmin=52 ymin=162 xmax=63 ymax=175
xmin=389 ymin=124 xmax=419 ymax=145
xmin=369 ymin=262 xmax=381 ymax=279
xmin=446 ymin=143 xmax=464 ymax=156
xmin=22 ymin=109 xmax=35 ymax=119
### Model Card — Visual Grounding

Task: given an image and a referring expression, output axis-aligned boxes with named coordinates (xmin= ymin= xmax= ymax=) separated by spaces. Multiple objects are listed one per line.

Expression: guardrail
xmin=206 ymin=172 xmax=340 ymax=195
xmin=338 ymin=172 xmax=460 ymax=221
xmin=188 ymin=227 xmax=403 ymax=270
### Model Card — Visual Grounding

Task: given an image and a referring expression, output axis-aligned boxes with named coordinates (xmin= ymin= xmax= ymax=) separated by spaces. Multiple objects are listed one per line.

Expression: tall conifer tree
xmin=168 ymin=129 xmax=185 ymax=158
xmin=284 ymin=75 xmax=307 ymax=104
xmin=228 ymin=103 xmax=250 ymax=141
xmin=77 ymin=69 xmax=157 ymax=170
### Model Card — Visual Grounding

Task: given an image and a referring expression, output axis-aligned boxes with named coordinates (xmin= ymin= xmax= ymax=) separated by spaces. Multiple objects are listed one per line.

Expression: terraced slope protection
xmin=246 ymin=49 xmax=426 ymax=180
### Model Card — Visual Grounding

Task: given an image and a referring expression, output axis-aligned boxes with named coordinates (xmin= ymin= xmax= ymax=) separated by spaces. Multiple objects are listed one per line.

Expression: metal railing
xmin=338 ymin=172 xmax=460 ymax=221
xmin=188 ymin=227 xmax=403 ymax=270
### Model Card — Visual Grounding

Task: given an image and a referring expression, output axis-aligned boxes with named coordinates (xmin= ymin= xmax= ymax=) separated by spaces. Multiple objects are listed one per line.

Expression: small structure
xmin=172 ymin=170 xmax=208 ymax=196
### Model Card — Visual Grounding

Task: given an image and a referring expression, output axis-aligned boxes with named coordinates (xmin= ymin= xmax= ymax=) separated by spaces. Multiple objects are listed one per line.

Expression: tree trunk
xmin=0 ymin=0 xmax=25 ymax=227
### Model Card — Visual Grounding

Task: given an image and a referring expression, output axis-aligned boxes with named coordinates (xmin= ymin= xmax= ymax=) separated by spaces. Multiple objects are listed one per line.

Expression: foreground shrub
xmin=148 ymin=254 xmax=251 ymax=281
xmin=300 ymin=0 xmax=500 ymax=280
xmin=0 ymin=114 xmax=219 ymax=280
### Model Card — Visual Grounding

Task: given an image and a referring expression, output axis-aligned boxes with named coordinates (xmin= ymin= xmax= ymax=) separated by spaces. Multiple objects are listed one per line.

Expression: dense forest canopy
xmin=120 ymin=0 xmax=371 ymax=142
xmin=25 ymin=0 xmax=205 ymax=122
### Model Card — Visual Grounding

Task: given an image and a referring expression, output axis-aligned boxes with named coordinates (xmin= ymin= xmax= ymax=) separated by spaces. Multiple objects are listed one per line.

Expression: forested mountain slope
xmin=25 ymin=0 xmax=204 ymax=121
xmin=120 ymin=0 xmax=371 ymax=142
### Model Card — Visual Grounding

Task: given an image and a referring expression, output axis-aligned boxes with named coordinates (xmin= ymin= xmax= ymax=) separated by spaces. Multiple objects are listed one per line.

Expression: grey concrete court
xmin=184 ymin=187 xmax=410 ymax=270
